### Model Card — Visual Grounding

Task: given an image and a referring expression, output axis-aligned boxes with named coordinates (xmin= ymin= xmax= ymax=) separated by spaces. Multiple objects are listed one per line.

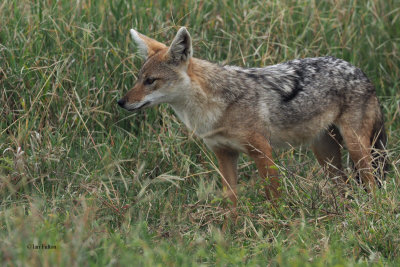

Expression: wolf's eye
xmin=144 ymin=77 xmax=156 ymax=85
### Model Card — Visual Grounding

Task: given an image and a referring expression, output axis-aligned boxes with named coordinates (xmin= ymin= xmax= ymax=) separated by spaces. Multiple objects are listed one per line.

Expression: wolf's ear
xmin=168 ymin=27 xmax=192 ymax=64
xmin=130 ymin=29 xmax=167 ymax=59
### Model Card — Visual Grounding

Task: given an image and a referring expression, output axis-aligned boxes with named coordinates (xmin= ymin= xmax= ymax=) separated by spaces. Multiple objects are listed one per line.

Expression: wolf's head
xmin=117 ymin=27 xmax=193 ymax=111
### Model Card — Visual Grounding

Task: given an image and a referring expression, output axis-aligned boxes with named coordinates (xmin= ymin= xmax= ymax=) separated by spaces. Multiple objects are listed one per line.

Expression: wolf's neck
xmin=187 ymin=58 xmax=248 ymax=107
xmin=187 ymin=58 xmax=228 ymax=95
xmin=168 ymin=58 xmax=227 ymax=136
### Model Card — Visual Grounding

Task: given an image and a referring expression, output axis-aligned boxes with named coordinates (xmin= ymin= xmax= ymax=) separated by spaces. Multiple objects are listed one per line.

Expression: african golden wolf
xmin=118 ymin=27 xmax=387 ymax=206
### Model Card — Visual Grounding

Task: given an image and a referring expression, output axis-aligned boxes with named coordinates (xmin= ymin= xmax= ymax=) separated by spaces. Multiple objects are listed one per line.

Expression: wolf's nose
xmin=117 ymin=99 xmax=126 ymax=107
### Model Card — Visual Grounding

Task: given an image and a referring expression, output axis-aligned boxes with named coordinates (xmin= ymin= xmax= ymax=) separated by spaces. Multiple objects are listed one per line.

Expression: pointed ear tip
xmin=178 ymin=27 xmax=189 ymax=34
xmin=130 ymin=29 xmax=139 ymax=37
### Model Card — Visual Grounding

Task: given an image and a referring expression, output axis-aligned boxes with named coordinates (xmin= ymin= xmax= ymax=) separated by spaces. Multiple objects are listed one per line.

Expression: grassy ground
xmin=1 ymin=0 xmax=400 ymax=265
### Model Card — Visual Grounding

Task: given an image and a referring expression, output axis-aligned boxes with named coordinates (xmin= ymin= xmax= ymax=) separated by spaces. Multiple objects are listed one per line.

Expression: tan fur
xmin=119 ymin=28 xmax=388 ymax=209
xmin=187 ymin=59 xmax=212 ymax=94
xmin=125 ymin=84 xmax=146 ymax=102
xmin=245 ymin=132 xmax=280 ymax=201
xmin=334 ymin=95 xmax=380 ymax=191
xmin=136 ymin=32 xmax=167 ymax=58
xmin=311 ymin=127 xmax=345 ymax=184
xmin=213 ymin=148 xmax=239 ymax=207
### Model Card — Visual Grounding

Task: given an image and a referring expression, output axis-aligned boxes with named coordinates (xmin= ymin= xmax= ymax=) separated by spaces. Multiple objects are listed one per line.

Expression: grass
xmin=1 ymin=0 xmax=400 ymax=265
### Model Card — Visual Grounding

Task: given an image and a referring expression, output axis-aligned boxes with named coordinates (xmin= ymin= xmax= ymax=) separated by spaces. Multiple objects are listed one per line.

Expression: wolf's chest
xmin=171 ymin=104 xmax=222 ymax=137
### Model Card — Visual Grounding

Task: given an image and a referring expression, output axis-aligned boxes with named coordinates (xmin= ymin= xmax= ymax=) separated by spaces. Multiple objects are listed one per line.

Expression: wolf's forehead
xmin=139 ymin=53 xmax=176 ymax=77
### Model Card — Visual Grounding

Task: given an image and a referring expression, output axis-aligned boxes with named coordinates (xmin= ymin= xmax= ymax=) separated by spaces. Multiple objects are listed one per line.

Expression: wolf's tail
xmin=371 ymin=112 xmax=389 ymax=186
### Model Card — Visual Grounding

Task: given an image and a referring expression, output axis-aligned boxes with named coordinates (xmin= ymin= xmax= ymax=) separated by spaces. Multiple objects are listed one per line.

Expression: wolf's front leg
xmin=246 ymin=133 xmax=281 ymax=201
xmin=213 ymin=148 xmax=239 ymax=208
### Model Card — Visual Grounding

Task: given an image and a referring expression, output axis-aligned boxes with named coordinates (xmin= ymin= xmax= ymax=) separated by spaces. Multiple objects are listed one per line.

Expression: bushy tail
xmin=371 ymin=112 xmax=389 ymax=186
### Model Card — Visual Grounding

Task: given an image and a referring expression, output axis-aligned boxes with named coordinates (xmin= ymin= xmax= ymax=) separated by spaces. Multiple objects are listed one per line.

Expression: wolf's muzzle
xmin=117 ymin=99 xmax=126 ymax=107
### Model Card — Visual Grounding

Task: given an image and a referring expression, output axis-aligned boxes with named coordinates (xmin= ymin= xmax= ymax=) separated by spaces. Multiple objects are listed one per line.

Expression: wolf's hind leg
xmin=338 ymin=96 xmax=383 ymax=192
xmin=311 ymin=126 xmax=347 ymax=185
xmin=339 ymin=124 xmax=376 ymax=192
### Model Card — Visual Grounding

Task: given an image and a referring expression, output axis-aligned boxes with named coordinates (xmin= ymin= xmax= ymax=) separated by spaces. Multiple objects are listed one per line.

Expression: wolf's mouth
xmin=128 ymin=101 xmax=151 ymax=111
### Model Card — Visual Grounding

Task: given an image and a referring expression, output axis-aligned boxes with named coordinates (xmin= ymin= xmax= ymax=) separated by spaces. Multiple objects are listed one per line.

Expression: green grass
xmin=1 ymin=0 xmax=400 ymax=265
